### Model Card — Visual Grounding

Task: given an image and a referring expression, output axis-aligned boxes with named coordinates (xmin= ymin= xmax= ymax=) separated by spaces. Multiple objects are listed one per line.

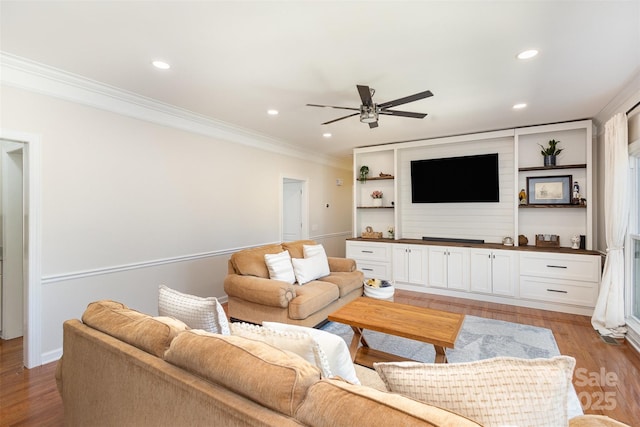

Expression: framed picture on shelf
xmin=526 ymin=175 xmax=572 ymax=205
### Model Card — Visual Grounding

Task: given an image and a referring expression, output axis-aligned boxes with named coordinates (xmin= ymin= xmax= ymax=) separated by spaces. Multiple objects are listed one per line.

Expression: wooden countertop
xmin=347 ymin=237 xmax=602 ymax=256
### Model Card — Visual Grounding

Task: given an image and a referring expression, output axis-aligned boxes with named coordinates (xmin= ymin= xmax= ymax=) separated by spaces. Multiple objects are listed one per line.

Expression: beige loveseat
xmin=56 ymin=301 xmax=629 ymax=427
xmin=224 ymin=240 xmax=363 ymax=327
xmin=56 ymin=300 xmax=484 ymax=426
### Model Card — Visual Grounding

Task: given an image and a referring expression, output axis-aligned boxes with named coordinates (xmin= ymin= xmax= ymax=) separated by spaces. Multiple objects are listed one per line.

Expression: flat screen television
xmin=411 ymin=153 xmax=499 ymax=203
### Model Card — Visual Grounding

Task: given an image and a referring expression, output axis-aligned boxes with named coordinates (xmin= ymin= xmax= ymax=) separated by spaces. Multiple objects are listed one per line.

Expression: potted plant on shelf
xmin=538 ymin=139 xmax=562 ymax=167
xmin=359 ymin=165 xmax=369 ymax=182
xmin=371 ymin=190 xmax=383 ymax=207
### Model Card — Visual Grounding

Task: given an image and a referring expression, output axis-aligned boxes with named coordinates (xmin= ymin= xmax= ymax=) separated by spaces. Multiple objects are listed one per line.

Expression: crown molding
xmin=593 ymin=71 xmax=640 ymax=135
xmin=0 ymin=52 xmax=350 ymax=170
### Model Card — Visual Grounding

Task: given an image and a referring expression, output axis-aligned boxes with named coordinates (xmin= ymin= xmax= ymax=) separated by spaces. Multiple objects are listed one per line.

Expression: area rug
xmin=320 ymin=314 xmax=560 ymax=363
xmin=320 ymin=315 xmax=583 ymax=417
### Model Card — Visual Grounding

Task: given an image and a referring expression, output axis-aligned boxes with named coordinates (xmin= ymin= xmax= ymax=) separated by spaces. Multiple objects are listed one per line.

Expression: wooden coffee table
xmin=328 ymin=297 xmax=464 ymax=368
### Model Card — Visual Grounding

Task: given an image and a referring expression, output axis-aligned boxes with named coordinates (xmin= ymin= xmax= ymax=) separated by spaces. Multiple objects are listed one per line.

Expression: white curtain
xmin=592 ymin=113 xmax=630 ymax=337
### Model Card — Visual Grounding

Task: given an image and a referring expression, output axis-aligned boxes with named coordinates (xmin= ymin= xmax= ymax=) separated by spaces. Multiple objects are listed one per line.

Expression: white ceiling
xmin=1 ymin=1 xmax=639 ymax=158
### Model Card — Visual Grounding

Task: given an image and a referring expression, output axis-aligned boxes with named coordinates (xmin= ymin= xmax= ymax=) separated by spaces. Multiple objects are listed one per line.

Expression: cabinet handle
xmin=361 ymin=250 xmax=374 ymax=253
xmin=547 ymin=289 xmax=568 ymax=294
xmin=546 ymin=265 xmax=567 ymax=269
xmin=362 ymin=268 xmax=374 ymax=271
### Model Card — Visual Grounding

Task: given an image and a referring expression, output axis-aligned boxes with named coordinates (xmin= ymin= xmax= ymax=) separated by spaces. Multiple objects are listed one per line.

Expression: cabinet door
xmin=407 ymin=245 xmax=428 ymax=285
xmin=491 ymin=251 xmax=516 ymax=296
xmin=470 ymin=249 xmax=492 ymax=293
xmin=392 ymin=245 xmax=408 ymax=283
xmin=447 ymin=247 xmax=469 ymax=291
xmin=428 ymin=247 xmax=448 ymax=288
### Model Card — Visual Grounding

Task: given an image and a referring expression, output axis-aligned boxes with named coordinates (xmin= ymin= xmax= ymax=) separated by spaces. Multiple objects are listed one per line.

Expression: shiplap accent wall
xmin=398 ymin=136 xmax=515 ymax=244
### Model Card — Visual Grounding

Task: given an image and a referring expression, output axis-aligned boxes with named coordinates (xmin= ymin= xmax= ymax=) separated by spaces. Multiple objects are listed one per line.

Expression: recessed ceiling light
xmin=517 ymin=49 xmax=538 ymax=60
xmin=513 ymin=103 xmax=527 ymax=109
xmin=267 ymin=109 xmax=279 ymax=116
xmin=152 ymin=60 xmax=171 ymax=70
xmin=323 ymin=133 xmax=332 ymax=138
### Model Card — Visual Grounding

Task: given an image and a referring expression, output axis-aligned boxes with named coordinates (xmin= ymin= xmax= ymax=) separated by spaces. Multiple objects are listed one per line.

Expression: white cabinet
xmin=519 ymin=252 xmax=601 ymax=307
xmin=470 ymin=249 xmax=517 ymax=296
xmin=428 ymin=246 xmax=469 ymax=290
xmin=392 ymin=244 xmax=428 ymax=285
xmin=346 ymin=240 xmax=392 ymax=280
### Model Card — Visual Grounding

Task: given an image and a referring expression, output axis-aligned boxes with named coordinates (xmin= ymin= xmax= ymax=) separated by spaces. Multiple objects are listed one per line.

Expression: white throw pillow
xmin=303 ymin=244 xmax=330 ymax=277
xmin=262 ymin=321 xmax=360 ymax=385
xmin=374 ymin=356 xmax=576 ymax=427
xmin=230 ymin=322 xmax=332 ymax=378
xmin=158 ymin=285 xmax=230 ymax=335
xmin=264 ymin=250 xmax=296 ymax=284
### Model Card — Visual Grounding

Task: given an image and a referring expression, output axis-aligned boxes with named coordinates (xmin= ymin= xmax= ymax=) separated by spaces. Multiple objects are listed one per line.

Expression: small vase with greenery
xmin=539 ymin=139 xmax=562 ymax=166
xmin=359 ymin=165 xmax=369 ymax=182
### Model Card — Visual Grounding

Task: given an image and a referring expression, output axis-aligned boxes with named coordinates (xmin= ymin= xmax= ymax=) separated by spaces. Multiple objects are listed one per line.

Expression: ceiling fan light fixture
xmin=360 ymin=105 xmax=379 ymax=123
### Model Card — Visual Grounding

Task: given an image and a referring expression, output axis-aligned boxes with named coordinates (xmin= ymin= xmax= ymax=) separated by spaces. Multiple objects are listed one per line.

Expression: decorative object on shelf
xmin=526 ymin=175 xmax=572 ymax=205
xmin=361 ymin=226 xmax=383 ymax=239
xmin=371 ymin=190 xmax=383 ymax=207
xmin=519 ymin=188 xmax=527 ymax=205
xmin=387 ymin=226 xmax=395 ymax=239
xmin=571 ymin=235 xmax=581 ymax=250
xmin=518 ymin=235 xmax=529 ymax=246
xmin=539 ymin=139 xmax=563 ymax=167
xmin=535 ymin=234 xmax=560 ymax=248
xmin=379 ymin=172 xmax=393 ymax=178
xmin=572 ymin=181 xmax=580 ymax=204
xmin=359 ymin=165 xmax=369 ymax=182
xmin=502 ymin=236 xmax=514 ymax=246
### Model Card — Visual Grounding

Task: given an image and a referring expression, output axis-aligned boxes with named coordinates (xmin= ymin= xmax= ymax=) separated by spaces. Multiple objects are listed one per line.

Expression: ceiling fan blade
xmin=357 ymin=85 xmax=374 ymax=106
xmin=368 ymin=121 xmax=379 ymax=129
xmin=378 ymin=90 xmax=433 ymax=109
xmin=378 ymin=110 xmax=427 ymax=119
xmin=322 ymin=112 xmax=359 ymax=125
xmin=306 ymin=103 xmax=360 ymax=111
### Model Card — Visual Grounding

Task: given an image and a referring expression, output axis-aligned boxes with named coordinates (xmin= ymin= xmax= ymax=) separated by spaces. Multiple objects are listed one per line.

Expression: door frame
xmin=0 ymin=130 xmax=42 ymax=368
xmin=280 ymin=175 xmax=309 ymax=242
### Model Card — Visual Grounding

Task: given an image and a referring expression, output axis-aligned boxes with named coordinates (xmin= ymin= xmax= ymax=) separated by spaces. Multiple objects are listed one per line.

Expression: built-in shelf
xmin=518 ymin=164 xmax=586 ymax=172
xmin=519 ymin=204 xmax=586 ymax=209
xmin=357 ymin=176 xmax=394 ymax=182
xmin=357 ymin=206 xmax=395 ymax=209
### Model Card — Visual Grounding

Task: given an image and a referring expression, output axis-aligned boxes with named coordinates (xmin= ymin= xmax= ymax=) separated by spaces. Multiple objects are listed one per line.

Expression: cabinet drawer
xmin=520 ymin=253 xmax=600 ymax=282
xmin=520 ymin=276 xmax=598 ymax=307
xmin=355 ymin=261 xmax=390 ymax=280
xmin=346 ymin=242 xmax=391 ymax=262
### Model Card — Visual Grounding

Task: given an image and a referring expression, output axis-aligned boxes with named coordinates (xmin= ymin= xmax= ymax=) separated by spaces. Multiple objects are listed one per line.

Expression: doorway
xmin=1 ymin=140 xmax=25 ymax=340
xmin=282 ymin=178 xmax=308 ymax=242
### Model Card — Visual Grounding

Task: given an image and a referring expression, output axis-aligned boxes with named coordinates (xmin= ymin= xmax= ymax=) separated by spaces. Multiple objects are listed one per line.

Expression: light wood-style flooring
xmin=1 ymin=290 xmax=639 ymax=426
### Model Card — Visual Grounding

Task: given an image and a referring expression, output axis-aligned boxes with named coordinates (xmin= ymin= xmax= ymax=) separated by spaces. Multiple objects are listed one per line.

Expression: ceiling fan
xmin=307 ymin=85 xmax=433 ymax=128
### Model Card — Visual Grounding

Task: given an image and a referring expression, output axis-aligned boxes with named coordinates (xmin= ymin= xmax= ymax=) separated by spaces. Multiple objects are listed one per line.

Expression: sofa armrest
xmin=224 ymin=274 xmax=296 ymax=308
xmin=328 ymin=257 xmax=356 ymax=273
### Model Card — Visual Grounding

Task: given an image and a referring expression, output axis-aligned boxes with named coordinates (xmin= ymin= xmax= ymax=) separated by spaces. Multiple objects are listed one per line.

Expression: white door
xmin=407 ymin=245 xmax=428 ymax=285
xmin=1 ymin=141 xmax=24 ymax=339
xmin=447 ymin=247 xmax=469 ymax=291
xmin=491 ymin=251 xmax=516 ymax=296
xmin=428 ymin=247 xmax=448 ymax=288
xmin=470 ymin=249 xmax=492 ymax=293
xmin=282 ymin=179 xmax=303 ymax=242
xmin=392 ymin=245 xmax=408 ymax=282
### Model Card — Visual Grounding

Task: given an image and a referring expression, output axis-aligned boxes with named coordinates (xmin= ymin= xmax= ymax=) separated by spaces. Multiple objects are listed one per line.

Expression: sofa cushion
xmin=318 ymin=271 xmax=364 ymax=297
xmin=158 ymin=285 xmax=230 ymax=335
xmin=81 ymin=300 xmax=189 ymax=358
xmin=264 ymin=250 xmax=296 ymax=284
xmin=231 ymin=322 xmax=332 ymax=378
xmin=263 ymin=321 xmax=360 ymax=385
xmin=288 ymin=280 xmax=339 ymax=320
xmin=165 ymin=330 xmax=320 ymax=417
xmin=230 ymin=243 xmax=284 ymax=278
xmin=374 ymin=356 xmax=576 ymax=427
xmin=296 ymin=378 xmax=482 ymax=427
xmin=282 ymin=239 xmax=317 ymax=259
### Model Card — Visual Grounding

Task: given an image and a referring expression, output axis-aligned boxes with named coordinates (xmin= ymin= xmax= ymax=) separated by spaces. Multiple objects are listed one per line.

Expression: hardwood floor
xmin=1 ymin=290 xmax=638 ymax=426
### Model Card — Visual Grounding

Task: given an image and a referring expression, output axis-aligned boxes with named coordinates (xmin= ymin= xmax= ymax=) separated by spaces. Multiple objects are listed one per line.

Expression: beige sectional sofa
xmin=224 ymin=240 xmax=363 ymax=327
xmin=56 ymin=300 xmax=629 ymax=427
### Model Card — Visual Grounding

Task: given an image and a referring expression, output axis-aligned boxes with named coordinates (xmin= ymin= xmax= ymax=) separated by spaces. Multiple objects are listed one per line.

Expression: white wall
xmin=0 ymin=84 xmax=353 ymax=361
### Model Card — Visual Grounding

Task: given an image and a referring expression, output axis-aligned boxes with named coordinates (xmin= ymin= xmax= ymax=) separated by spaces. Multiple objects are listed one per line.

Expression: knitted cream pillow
xmin=374 ymin=356 xmax=576 ymax=427
xmin=158 ymin=285 xmax=230 ymax=335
